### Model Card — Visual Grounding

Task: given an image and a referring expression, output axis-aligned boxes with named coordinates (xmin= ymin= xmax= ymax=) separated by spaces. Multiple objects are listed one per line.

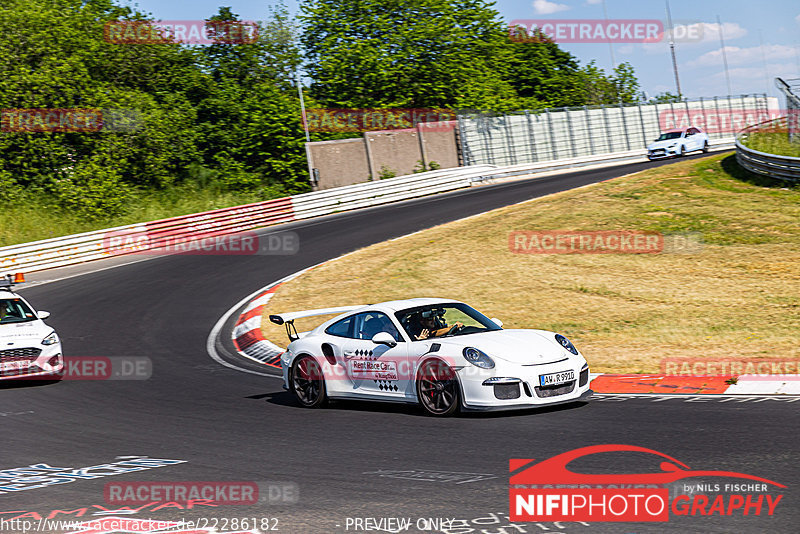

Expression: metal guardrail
xmin=0 ymin=165 xmax=497 ymax=275
xmin=735 ymin=115 xmax=800 ymax=182
xmin=0 ymin=140 xmax=739 ymax=276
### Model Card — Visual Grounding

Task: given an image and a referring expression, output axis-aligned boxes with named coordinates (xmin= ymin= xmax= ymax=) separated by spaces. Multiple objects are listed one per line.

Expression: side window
xmin=352 ymin=312 xmax=403 ymax=342
xmin=325 ymin=315 xmax=355 ymax=338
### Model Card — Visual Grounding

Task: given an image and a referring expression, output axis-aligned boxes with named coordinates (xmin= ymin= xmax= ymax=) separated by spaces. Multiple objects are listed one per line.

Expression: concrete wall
xmin=305 ymin=138 xmax=371 ymax=190
xmin=307 ymin=122 xmax=460 ymax=190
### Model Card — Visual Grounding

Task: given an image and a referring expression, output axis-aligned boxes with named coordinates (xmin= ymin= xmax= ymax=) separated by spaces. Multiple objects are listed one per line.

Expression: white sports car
xmin=0 ymin=275 xmax=63 ymax=380
xmin=647 ymin=127 xmax=709 ymax=160
xmin=273 ymin=298 xmax=591 ymax=416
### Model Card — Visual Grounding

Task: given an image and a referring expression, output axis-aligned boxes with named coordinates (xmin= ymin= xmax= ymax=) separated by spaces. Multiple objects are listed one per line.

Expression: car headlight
xmin=554 ymin=334 xmax=579 ymax=355
xmin=42 ymin=331 xmax=59 ymax=346
xmin=668 ymin=143 xmax=677 ymax=148
xmin=463 ymin=347 xmax=494 ymax=369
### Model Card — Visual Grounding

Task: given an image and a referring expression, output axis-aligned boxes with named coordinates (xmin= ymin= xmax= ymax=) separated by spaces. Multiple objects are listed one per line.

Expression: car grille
xmin=534 ymin=380 xmax=576 ymax=398
xmin=493 ymin=383 xmax=521 ymax=400
xmin=0 ymin=347 xmax=41 ymax=362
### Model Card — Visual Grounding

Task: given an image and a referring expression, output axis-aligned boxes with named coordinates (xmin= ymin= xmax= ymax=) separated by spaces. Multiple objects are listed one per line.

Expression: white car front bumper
xmin=457 ymin=361 xmax=591 ymax=410
xmin=0 ymin=344 xmax=63 ymax=380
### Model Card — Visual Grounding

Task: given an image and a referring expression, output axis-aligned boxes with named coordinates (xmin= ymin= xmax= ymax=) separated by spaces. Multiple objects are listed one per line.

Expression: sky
xmin=122 ymin=0 xmax=800 ymax=104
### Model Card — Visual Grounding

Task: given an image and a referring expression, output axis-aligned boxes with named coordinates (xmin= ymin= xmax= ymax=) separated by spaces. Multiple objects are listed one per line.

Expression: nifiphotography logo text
xmin=509 ymin=445 xmax=785 ymax=522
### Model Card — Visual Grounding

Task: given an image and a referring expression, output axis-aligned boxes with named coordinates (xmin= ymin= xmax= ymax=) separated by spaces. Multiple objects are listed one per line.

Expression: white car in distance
xmin=647 ymin=127 xmax=709 ymax=160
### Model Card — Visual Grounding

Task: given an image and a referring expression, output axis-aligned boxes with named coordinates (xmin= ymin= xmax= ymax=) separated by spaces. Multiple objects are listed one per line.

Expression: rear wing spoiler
xmin=269 ymin=305 xmax=366 ymax=342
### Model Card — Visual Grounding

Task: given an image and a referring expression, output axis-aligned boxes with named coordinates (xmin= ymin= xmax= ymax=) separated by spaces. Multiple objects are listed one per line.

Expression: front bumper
xmin=458 ymin=361 xmax=591 ymax=410
xmin=0 ymin=345 xmax=63 ymax=380
xmin=647 ymin=148 xmax=679 ymax=159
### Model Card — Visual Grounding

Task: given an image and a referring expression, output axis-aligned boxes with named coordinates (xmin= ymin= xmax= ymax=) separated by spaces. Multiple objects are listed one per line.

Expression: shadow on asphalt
xmin=251 ymin=389 xmax=591 ymax=419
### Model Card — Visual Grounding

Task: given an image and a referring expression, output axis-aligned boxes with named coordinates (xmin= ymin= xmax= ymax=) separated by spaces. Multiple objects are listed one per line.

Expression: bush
xmin=52 ymin=159 xmax=135 ymax=220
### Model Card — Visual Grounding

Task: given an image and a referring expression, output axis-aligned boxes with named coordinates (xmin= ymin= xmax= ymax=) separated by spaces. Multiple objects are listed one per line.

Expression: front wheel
xmin=679 ymin=145 xmax=686 ymax=157
xmin=291 ymin=356 xmax=327 ymax=408
xmin=416 ymin=359 xmax=460 ymax=416
xmin=702 ymin=141 xmax=709 ymax=153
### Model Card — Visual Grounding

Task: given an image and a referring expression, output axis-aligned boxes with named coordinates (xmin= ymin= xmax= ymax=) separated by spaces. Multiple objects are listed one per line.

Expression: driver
xmin=411 ymin=309 xmax=463 ymax=340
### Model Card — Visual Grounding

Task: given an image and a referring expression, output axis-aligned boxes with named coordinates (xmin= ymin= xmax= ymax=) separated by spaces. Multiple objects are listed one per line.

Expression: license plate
xmin=540 ymin=370 xmax=575 ymax=387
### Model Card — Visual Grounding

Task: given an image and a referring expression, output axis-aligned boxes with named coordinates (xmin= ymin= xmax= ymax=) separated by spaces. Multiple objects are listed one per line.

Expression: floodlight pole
xmin=665 ymin=0 xmax=682 ymax=99
xmin=717 ymin=15 xmax=732 ymax=96
xmin=297 ymin=69 xmax=310 ymax=143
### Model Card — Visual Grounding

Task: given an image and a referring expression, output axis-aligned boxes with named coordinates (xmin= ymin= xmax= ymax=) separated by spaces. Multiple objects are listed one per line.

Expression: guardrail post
xmin=524 ymin=110 xmax=537 ymax=162
xmin=503 ymin=113 xmax=518 ymax=165
xmin=600 ymin=104 xmax=612 ymax=153
xmin=713 ymin=96 xmax=722 ymax=140
xmin=618 ymin=102 xmax=631 ymax=151
xmin=545 ymin=108 xmax=557 ymax=161
xmin=583 ymin=105 xmax=595 ymax=155
xmin=481 ymin=112 xmax=495 ymax=165
xmin=564 ymin=107 xmax=578 ymax=158
xmin=363 ymin=134 xmax=376 ymax=181
xmin=637 ymin=102 xmax=647 ymax=149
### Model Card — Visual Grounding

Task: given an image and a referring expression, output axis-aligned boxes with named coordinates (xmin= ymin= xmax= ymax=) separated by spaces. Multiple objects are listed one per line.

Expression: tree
xmin=300 ymin=0 xmax=519 ymax=110
xmin=507 ymin=29 xmax=585 ymax=109
xmin=579 ymin=61 xmax=640 ymax=105
xmin=650 ymin=91 xmax=682 ymax=103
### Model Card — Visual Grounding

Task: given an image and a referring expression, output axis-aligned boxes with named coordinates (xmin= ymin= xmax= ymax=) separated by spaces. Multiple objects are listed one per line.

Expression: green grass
xmin=0 ymin=185 xmax=280 ymax=247
xmin=262 ymin=153 xmax=800 ymax=374
xmin=740 ymin=131 xmax=800 ymax=157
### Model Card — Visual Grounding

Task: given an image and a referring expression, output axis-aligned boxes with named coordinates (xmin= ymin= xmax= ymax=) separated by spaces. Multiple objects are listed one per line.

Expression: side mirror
xmin=491 ymin=318 xmax=503 ymax=328
xmin=37 ymin=311 xmax=51 ymax=320
xmin=371 ymin=332 xmax=397 ymax=347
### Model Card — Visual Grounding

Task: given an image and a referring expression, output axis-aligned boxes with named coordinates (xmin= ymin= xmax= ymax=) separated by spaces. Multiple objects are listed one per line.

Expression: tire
xmin=702 ymin=141 xmax=709 ymax=153
xmin=679 ymin=145 xmax=686 ymax=157
xmin=416 ymin=359 xmax=460 ymax=416
xmin=290 ymin=355 xmax=327 ymax=408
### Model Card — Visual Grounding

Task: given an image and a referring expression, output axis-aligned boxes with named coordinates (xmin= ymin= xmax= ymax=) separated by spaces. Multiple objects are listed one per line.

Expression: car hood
xmin=647 ymin=139 xmax=682 ymax=150
xmin=0 ymin=321 xmax=50 ymax=345
xmin=441 ymin=329 xmax=573 ymax=365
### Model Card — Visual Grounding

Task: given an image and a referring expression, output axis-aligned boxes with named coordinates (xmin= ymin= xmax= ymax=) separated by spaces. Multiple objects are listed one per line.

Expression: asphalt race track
xmin=4 ymin=153 xmax=798 ymax=534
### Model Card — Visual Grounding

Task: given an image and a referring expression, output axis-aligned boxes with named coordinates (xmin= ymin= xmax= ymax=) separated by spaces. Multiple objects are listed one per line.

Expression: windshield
xmin=395 ymin=303 xmax=501 ymax=340
xmin=656 ymin=132 xmax=683 ymax=141
xmin=0 ymin=297 xmax=37 ymax=324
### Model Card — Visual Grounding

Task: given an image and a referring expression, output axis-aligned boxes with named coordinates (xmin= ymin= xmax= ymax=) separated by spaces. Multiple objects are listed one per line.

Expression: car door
xmin=342 ymin=311 xmax=409 ymax=398
xmin=686 ymin=128 xmax=700 ymax=150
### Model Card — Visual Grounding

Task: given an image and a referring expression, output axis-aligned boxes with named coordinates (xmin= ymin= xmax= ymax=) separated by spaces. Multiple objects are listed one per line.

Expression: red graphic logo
xmin=510 ymin=445 xmax=784 ymax=522
xmin=305 ymin=108 xmax=456 ymax=132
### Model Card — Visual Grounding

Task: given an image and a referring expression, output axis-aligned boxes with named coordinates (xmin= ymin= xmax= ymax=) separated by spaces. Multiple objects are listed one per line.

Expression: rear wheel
xmin=416 ymin=359 xmax=460 ymax=416
xmin=291 ymin=356 xmax=327 ymax=408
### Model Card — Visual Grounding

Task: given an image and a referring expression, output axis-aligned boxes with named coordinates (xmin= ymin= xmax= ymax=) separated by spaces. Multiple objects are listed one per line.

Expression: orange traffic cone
xmin=13 ymin=273 xmax=25 ymax=283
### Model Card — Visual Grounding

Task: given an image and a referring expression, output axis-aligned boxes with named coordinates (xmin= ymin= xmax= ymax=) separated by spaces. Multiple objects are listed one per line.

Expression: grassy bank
xmin=741 ymin=131 xmax=800 ymax=157
xmin=0 ymin=185 xmax=279 ymax=247
xmin=262 ymin=153 xmax=799 ymax=373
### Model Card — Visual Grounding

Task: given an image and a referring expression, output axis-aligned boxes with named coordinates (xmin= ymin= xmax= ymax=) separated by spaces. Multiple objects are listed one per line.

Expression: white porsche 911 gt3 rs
xmin=272 ymin=298 xmax=591 ymax=416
